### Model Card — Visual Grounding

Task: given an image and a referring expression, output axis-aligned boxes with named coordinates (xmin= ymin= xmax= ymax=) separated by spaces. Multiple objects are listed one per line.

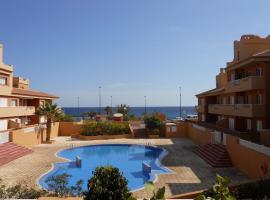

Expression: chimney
xmin=0 ymin=43 xmax=3 ymax=64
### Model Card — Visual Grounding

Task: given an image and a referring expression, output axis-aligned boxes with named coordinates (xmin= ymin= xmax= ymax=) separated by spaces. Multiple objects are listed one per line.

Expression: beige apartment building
xmin=0 ymin=43 xmax=58 ymax=144
xmin=196 ymin=35 xmax=270 ymax=143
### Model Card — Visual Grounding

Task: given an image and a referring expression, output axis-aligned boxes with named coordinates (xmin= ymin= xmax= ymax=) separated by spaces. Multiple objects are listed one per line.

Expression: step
xmin=0 ymin=142 xmax=33 ymax=166
xmin=196 ymin=148 xmax=230 ymax=161
xmin=194 ymin=144 xmax=233 ymax=168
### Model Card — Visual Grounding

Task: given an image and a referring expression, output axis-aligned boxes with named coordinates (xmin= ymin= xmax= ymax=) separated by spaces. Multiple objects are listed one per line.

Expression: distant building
xmin=196 ymin=35 xmax=270 ymax=142
xmin=0 ymin=43 xmax=58 ymax=143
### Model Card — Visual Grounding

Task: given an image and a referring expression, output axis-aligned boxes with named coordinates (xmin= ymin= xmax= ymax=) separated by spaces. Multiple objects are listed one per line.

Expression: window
xmin=256 ymin=68 xmax=263 ymax=76
xmin=11 ymin=99 xmax=17 ymax=107
xmin=246 ymin=119 xmax=252 ymax=130
xmin=256 ymin=120 xmax=263 ymax=131
xmin=0 ymin=76 xmax=7 ymax=85
xmin=237 ymin=51 xmax=240 ymax=61
xmin=229 ymin=118 xmax=235 ymax=130
xmin=256 ymin=94 xmax=262 ymax=104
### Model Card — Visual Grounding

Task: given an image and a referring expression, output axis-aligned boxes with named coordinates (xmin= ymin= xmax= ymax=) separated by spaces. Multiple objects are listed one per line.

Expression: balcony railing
xmin=0 ymin=85 xmax=12 ymax=95
xmin=196 ymin=121 xmax=260 ymax=144
xmin=0 ymin=106 xmax=35 ymax=118
xmin=225 ymin=76 xmax=265 ymax=93
xmin=208 ymin=104 xmax=265 ymax=118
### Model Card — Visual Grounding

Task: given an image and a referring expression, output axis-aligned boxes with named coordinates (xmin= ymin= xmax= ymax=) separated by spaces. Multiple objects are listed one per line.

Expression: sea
xmin=62 ymin=106 xmax=196 ymax=120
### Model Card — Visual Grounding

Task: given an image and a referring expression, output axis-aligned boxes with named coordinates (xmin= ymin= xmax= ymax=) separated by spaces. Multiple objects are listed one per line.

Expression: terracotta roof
xmin=196 ymin=87 xmax=225 ymax=97
xmin=12 ymin=88 xmax=59 ymax=99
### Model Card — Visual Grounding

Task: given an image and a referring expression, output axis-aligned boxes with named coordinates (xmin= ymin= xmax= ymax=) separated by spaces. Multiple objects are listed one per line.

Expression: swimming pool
xmin=39 ymin=144 xmax=172 ymax=191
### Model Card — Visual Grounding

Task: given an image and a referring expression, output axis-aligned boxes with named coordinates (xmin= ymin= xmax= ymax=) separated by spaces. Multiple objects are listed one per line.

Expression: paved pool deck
xmin=0 ymin=137 xmax=248 ymax=198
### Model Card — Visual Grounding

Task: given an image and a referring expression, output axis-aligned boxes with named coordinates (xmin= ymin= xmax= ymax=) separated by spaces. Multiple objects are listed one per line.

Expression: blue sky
xmin=1 ymin=0 xmax=270 ymax=107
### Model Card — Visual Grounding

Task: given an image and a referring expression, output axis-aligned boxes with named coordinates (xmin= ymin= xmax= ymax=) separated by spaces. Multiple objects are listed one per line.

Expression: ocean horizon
xmin=62 ymin=106 xmax=196 ymax=119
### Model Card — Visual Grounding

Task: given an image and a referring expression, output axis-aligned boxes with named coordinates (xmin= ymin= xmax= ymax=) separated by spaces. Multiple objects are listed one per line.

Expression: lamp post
xmin=77 ymin=96 xmax=80 ymax=117
xmin=110 ymin=95 xmax=113 ymax=113
xmin=179 ymin=86 xmax=182 ymax=118
xmin=144 ymin=96 xmax=147 ymax=114
xmin=99 ymin=86 xmax=101 ymax=114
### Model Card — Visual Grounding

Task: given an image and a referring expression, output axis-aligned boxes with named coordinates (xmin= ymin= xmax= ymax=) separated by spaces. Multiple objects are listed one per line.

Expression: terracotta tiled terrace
xmin=0 ymin=137 xmax=248 ymax=198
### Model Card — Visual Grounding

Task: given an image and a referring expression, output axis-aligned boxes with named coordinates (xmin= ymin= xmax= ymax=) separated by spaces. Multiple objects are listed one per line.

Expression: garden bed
xmin=77 ymin=134 xmax=131 ymax=140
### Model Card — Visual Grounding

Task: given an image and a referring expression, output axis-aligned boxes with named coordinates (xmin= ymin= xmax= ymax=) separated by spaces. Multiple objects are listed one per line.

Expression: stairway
xmin=194 ymin=144 xmax=233 ymax=168
xmin=0 ymin=142 xmax=33 ymax=166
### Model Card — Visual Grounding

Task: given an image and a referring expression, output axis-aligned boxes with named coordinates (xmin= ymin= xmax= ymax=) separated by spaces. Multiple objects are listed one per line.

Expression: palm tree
xmin=84 ymin=111 xmax=97 ymax=119
xmin=116 ymin=104 xmax=130 ymax=116
xmin=36 ymin=102 xmax=62 ymax=142
xmin=104 ymin=106 xmax=112 ymax=115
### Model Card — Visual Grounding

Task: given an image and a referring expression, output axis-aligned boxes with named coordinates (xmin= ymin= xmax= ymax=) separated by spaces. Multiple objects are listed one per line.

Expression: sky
xmin=1 ymin=0 xmax=270 ymax=107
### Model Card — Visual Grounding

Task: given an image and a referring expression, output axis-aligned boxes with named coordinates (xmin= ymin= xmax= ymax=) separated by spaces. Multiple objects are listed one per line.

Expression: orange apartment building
xmin=0 ymin=43 xmax=58 ymax=144
xmin=196 ymin=35 xmax=270 ymax=144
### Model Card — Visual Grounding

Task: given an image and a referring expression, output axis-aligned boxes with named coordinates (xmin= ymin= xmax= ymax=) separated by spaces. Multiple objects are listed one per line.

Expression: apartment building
xmin=0 ymin=43 xmax=58 ymax=144
xmin=196 ymin=35 xmax=270 ymax=136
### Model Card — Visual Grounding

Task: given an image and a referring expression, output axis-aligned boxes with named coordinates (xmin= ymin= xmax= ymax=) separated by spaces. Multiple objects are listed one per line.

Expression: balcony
xmin=0 ymin=85 xmax=11 ymax=95
xmin=195 ymin=105 xmax=206 ymax=113
xmin=0 ymin=64 xmax=13 ymax=72
xmin=225 ymin=76 xmax=265 ymax=93
xmin=0 ymin=106 xmax=35 ymax=118
xmin=208 ymin=104 xmax=265 ymax=118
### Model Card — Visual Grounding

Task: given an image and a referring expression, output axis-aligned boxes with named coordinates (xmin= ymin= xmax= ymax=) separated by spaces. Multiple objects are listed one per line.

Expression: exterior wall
xmin=228 ymin=35 xmax=270 ymax=66
xmin=226 ymin=135 xmax=270 ymax=178
xmin=216 ymin=68 xmax=227 ymax=88
xmin=11 ymin=122 xmax=59 ymax=147
xmin=265 ymin=62 xmax=270 ymax=129
xmin=13 ymin=77 xmax=29 ymax=90
xmin=187 ymin=122 xmax=212 ymax=145
xmin=165 ymin=122 xmax=188 ymax=138
xmin=58 ymin=122 xmax=82 ymax=137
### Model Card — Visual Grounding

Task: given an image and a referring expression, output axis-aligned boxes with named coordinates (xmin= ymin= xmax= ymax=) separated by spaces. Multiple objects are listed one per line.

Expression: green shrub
xmin=144 ymin=115 xmax=162 ymax=131
xmin=84 ymin=166 xmax=131 ymax=200
xmin=81 ymin=121 xmax=131 ymax=136
xmin=45 ymin=173 xmax=83 ymax=197
xmin=195 ymin=174 xmax=236 ymax=200
xmin=0 ymin=179 xmax=47 ymax=199
xmin=58 ymin=114 xmax=74 ymax=122
xmin=151 ymin=128 xmax=160 ymax=135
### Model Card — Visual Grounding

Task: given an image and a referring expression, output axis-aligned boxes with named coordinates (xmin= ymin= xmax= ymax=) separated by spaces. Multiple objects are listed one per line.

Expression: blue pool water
xmin=39 ymin=144 xmax=171 ymax=191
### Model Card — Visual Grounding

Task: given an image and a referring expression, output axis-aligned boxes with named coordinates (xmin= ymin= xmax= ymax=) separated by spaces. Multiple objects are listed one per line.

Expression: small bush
xmin=84 ymin=166 xmax=131 ymax=200
xmin=152 ymin=128 xmax=160 ymax=135
xmin=144 ymin=115 xmax=162 ymax=131
xmin=81 ymin=121 xmax=131 ymax=136
xmin=58 ymin=114 xmax=74 ymax=122
xmin=0 ymin=179 xmax=47 ymax=199
xmin=45 ymin=173 xmax=83 ymax=197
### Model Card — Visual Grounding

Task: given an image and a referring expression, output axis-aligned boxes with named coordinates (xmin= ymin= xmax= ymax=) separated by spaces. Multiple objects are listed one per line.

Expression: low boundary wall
xmin=11 ymin=122 xmax=59 ymax=148
xmin=186 ymin=121 xmax=270 ymax=179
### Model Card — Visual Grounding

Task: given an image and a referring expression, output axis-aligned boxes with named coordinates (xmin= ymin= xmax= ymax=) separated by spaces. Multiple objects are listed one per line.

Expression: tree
xmin=117 ymin=104 xmax=130 ymax=116
xmin=84 ymin=166 xmax=131 ymax=200
xmin=195 ymin=174 xmax=236 ymax=200
xmin=36 ymin=101 xmax=62 ymax=142
xmin=84 ymin=111 xmax=97 ymax=120
xmin=144 ymin=115 xmax=162 ymax=131
xmin=104 ymin=106 xmax=112 ymax=115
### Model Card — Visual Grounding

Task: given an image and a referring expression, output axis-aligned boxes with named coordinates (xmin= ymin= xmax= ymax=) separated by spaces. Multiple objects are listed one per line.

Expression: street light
xmin=179 ymin=86 xmax=182 ymax=118
xmin=77 ymin=96 xmax=80 ymax=117
xmin=144 ymin=96 xmax=147 ymax=113
xmin=110 ymin=96 xmax=113 ymax=113
xmin=99 ymin=86 xmax=101 ymax=114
